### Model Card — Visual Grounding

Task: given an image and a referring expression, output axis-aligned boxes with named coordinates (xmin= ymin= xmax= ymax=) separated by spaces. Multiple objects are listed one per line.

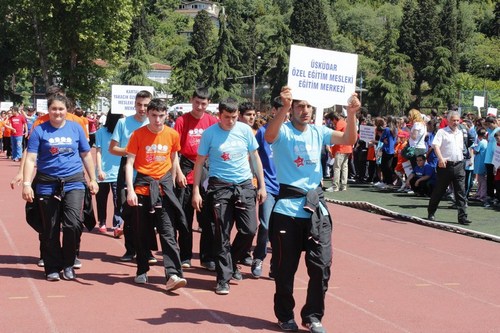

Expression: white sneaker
xmin=165 ymin=274 xmax=187 ymax=291
xmin=325 ymin=186 xmax=338 ymax=192
xmin=134 ymin=273 xmax=148 ymax=284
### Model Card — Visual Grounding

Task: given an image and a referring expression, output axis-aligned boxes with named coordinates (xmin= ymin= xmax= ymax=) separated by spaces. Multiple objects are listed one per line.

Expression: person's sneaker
xmin=73 ymin=257 xmax=82 ymax=269
xmin=181 ymin=260 xmax=191 ymax=268
xmin=46 ymin=272 xmax=60 ymax=281
xmin=232 ymin=267 xmax=243 ymax=281
xmin=427 ymin=214 xmax=436 ymax=222
xmin=201 ymin=261 xmax=216 ymax=271
xmin=37 ymin=258 xmax=45 ymax=267
xmin=62 ymin=267 xmax=76 ymax=280
xmin=278 ymin=319 xmax=298 ymax=331
xmin=215 ymin=281 xmax=230 ymax=295
xmin=120 ymin=253 xmax=135 ymax=262
xmin=239 ymin=256 xmax=252 ymax=266
xmin=165 ymin=274 xmax=187 ymax=291
xmin=98 ymin=225 xmax=107 ymax=233
xmin=113 ymin=227 xmax=123 ymax=238
xmin=251 ymin=259 xmax=263 ymax=278
xmin=269 ymin=267 xmax=275 ymax=280
xmin=325 ymin=186 xmax=338 ymax=192
xmin=147 ymin=256 xmax=157 ymax=264
xmin=303 ymin=321 xmax=326 ymax=333
xmin=134 ymin=273 xmax=148 ymax=284
xmin=340 ymin=186 xmax=347 ymax=191
xmin=458 ymin=218 xmax=472 ymax=225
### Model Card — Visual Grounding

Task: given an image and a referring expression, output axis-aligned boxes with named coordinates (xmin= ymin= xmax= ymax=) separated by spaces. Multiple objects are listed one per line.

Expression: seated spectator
xmin=406 ymin=154 xmax=436 ymax=197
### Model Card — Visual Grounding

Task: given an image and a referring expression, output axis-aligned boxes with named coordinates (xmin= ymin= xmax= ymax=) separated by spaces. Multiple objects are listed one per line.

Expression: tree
xmin=168 ymin=46 xmax=202 ymax=102
xmin=440 ymin=0 xmax=459 ymax=70
xmin=289 ymin=0 xmax=333 ymax=49
xmin=397 ymin=0 xmax=441 ymax=107
xmin=205 ymin=10 xmax=243 ymax=101
xmin=190 ymin=10 xmax=215 ymax=58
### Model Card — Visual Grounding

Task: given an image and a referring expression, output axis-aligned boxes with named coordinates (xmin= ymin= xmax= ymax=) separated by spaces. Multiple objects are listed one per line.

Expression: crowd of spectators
xmin=320 ymin=107 xmax=500 ymax=212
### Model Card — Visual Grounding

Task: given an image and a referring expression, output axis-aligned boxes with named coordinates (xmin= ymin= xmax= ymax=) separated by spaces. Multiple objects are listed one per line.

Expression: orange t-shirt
xmin=3 ymin=120 xmax=11 ymax=137
xmin=126 ymin=125 xmax=181 ymax=196
xmin=32 ymin=113 xmax=89 ymax=139
xmin=330 ymin=119 xmax=353 ymax=155
xmin=0 ymin=120 xmax=4 ymax=138
xmin=394 ymin=141 xmax=409 ymax=172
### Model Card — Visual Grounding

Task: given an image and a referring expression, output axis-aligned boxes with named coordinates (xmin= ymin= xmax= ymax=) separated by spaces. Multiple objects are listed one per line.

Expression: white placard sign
xmin=402 ymin=160 xmax=413 ymax=177
xmin=36 ymin=99 xmax=48 ymax=114
xmin=487 ymin=107 xmax=497 ymax=117
xmin=493 ymin=145 xmax=500 ymax=170
xmin=111 ymin=85 xmax=154 ymax=116
xmin=0 ymin=101 xmax=13 ymax=111
xmin=287 ymin=45 xmax=358 ymax=126
xmin=473 ymin=96 xmax=485 ymax=108
xmin=359 ymin=125 xmax=375 ymax=143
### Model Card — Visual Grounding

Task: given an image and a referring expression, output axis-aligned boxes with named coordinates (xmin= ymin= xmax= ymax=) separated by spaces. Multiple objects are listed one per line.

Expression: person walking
xmin=109 ymin=90 xmax=153 ymax=262
xmin=192 ymin=99 xmax=266 ymax=295
xmin=173 ymin=87 xmax=218 ymax=270
xmin=22 ymin=95 xmax=98 ymax=281
xmin=95 ymin=111 xmax=124 ymax=235
xmin=264 ymin=87 xmax=359 ymax=333
xmin=427 ymin=111 xmax=472 ymax=225
xmin=125 ymin=98 xmax=187 ymax=291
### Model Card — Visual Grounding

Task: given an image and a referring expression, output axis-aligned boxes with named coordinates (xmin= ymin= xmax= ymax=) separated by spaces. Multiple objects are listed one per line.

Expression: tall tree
xmin=205 ymin=10 xmax=243 ymax=101
xmin=439 ymin=0 xmax=459 ymax=70
xmin=190 ymin=10 xmax=215 ymax=58
xmin=397 ymin=0 xmax=441 ymax=107
xmin=289 ymin=0 xmax=333 ymax=49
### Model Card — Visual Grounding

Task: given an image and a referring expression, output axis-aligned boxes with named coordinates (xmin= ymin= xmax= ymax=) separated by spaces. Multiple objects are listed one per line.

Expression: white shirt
xmin=410 ymin=122 xmax=427 ymax=148
xmin=432 ymin=126 xmax=464 ymax=162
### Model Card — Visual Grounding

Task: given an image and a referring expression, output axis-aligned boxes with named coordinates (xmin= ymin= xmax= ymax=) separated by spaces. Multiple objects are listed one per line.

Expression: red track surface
xmin=1 ymin=157 xmax=499 ymax=333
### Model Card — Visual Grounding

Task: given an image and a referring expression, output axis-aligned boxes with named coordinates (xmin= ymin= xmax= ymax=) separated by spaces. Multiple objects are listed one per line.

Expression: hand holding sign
xmin=347 ymin=93 xmax=361 ymax=116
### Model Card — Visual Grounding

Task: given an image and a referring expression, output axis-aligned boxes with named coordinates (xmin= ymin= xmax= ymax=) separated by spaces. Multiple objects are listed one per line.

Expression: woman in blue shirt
xmin=22 ymin=95 xmax=99 ymax=281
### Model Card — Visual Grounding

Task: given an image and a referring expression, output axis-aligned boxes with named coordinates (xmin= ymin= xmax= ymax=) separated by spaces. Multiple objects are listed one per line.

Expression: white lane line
xmin=336 ymin=220 xmax=500 ymax=270
xmin=335 ymin=247 xmax=500 ymax=308
xmin=147 ymin=265 xmax=242 ymax=333
xmin=0 ymin=218 xmax=59 ymax=333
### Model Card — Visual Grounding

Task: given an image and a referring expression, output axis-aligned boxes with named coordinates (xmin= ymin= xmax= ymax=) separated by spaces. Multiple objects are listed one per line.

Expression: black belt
xmin=447 ymin=160 xmax=463 ymax=166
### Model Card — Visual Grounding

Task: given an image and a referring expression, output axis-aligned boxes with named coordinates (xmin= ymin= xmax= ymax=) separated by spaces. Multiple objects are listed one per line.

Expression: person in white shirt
xmin=427 ymin=111 xmax=471 ymax=225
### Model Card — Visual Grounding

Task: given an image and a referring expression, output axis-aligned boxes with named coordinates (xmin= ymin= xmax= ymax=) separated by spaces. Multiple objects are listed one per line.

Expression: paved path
xmin=0 ymin=157 xmax=499 ymax=332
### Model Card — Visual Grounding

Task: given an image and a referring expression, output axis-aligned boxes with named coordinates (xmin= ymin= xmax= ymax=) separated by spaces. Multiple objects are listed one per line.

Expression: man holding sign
xmin=265 ymin=87 xmax=359 ymax=333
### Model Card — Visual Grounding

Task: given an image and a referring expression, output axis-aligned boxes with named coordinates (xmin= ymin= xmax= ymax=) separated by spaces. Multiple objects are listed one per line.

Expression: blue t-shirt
xmin=473 ymin=138 xmax=488 ymax=175
xmin=272 ymin=123 xmax=333 ymax=218
xmin=425 ymin=132 xmax=438 ymax=168
xmin=485 ymin=127 xmax=500 ymax=164
xmin=95 ymin=127 xmax=121 ymax=182
xmin=111 ymin=115 xmax=149 ymax=148
xmin=27 ymin=120 xmax=90 ymax=195
xmin=255 ymin=124 xmax=279 ymax=196
xmin=412 ymin=163 xmax=436 ymax=185
xmin=198 ymin=122 xmax=258 ymax=184
xmin=380 ymin=127 xmax=397 ymax=154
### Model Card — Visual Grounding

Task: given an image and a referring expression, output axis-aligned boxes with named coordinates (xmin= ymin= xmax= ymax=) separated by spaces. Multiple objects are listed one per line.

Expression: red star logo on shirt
xmin=221 ymin=152 xmax=231 ymax=161
xmin=50 ymin=147 xmax=59 ymax=155
xmin=294 ymin=156 xmax=304 ymax=167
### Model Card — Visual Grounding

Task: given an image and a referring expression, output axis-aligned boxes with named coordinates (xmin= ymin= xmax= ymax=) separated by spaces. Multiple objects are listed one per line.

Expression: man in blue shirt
xmin=192 ymin=100 xmax=266 ymax=295
xmin=264 ymin=87 xmax=360 ymax=333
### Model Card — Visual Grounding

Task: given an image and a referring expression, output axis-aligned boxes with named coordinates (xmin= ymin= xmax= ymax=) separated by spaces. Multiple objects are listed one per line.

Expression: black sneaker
xmin=239 ymin=256 xmax=252 ymax=266
xmin=302 ymin=321 xmax=326 ymax=333
xmin=458 ymin=219 xmax=472 ymax=225
xmin=232 ymin=267 xmax=243 ymax=281
xmin=215 ymin=281 xmax=230 ymax=295
xmin=120 ymin=253 xmax=135 ymax=262
xmin=201 ymin=261 xmax=216 ymax=271
xmin=278 ymin=319 xmax=298 ymax=331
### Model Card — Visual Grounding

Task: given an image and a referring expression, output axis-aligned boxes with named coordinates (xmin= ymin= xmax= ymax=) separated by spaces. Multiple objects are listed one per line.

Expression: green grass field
xmin=323 ymin=181 xmax=500 ymax=237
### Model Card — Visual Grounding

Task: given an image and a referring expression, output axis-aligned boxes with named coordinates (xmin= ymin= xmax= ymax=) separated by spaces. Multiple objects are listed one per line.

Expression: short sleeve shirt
xmin=198 ymin=122 xmax=258 ymax=184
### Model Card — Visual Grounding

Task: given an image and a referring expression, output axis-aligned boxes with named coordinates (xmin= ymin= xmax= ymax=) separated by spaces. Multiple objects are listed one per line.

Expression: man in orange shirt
xmin=125 ymin=98 xmax=187 ymax=291
xmin=326 ymin=113 xmax=353 ymax=192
